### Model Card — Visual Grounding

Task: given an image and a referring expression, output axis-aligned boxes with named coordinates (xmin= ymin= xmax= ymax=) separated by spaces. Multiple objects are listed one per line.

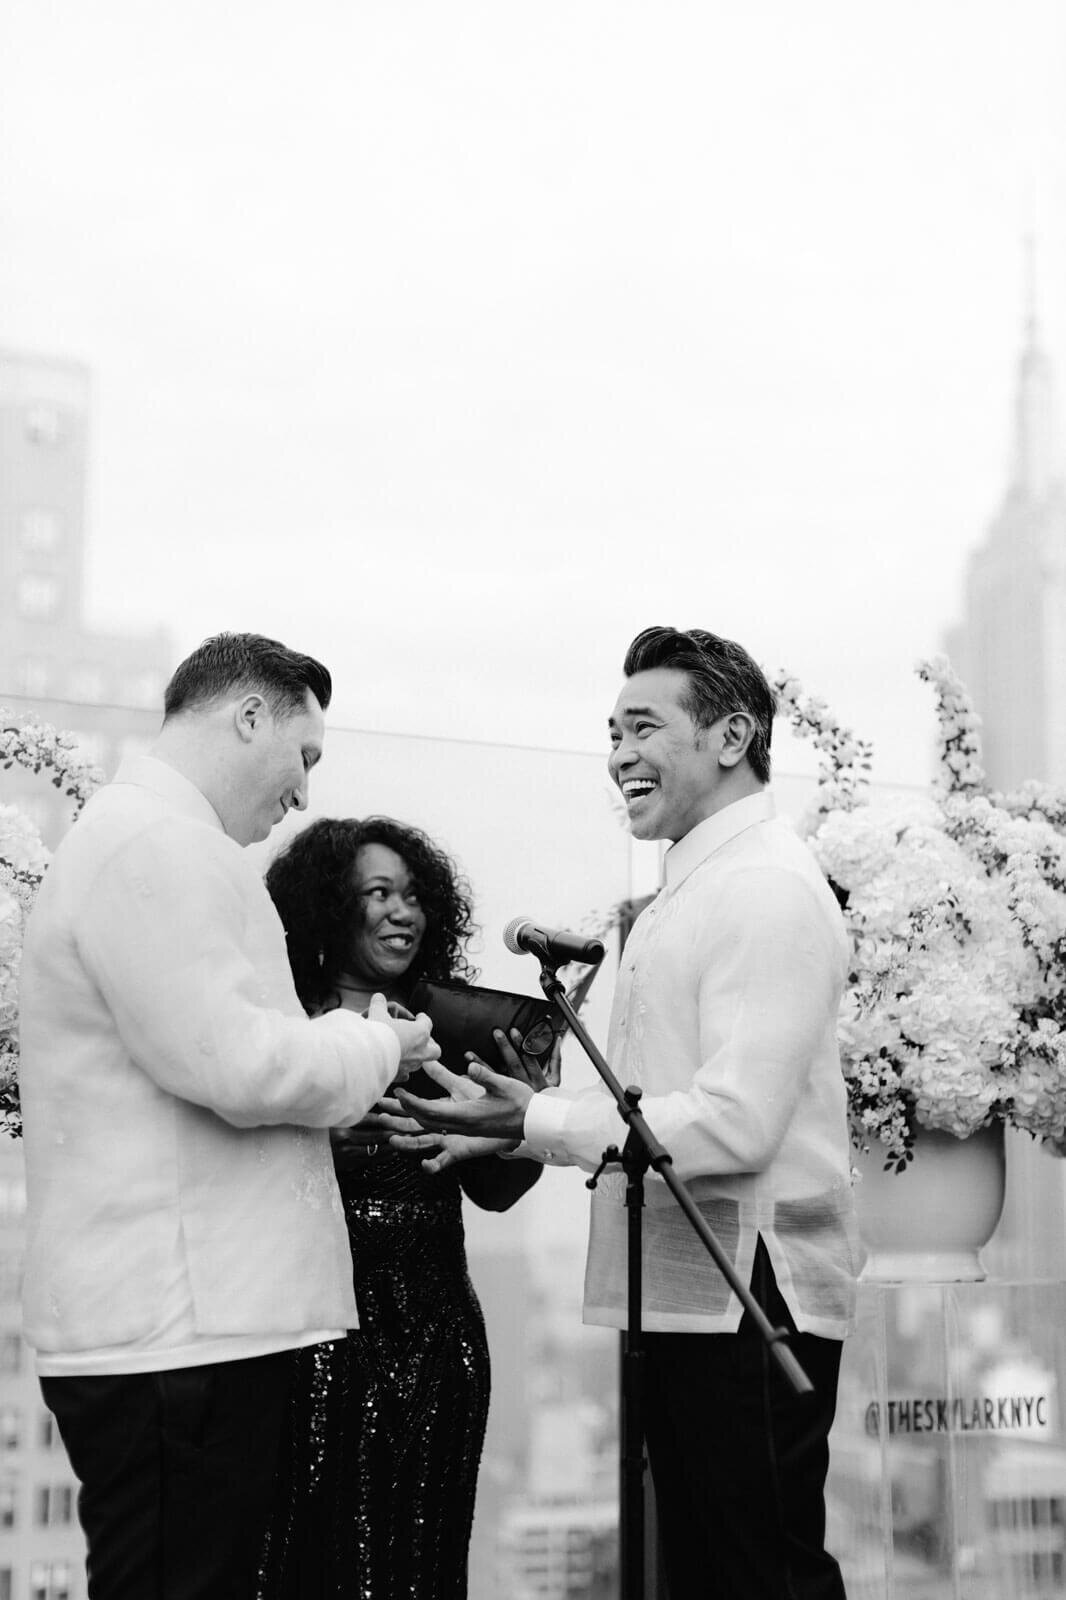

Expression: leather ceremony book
xmin=406 ymin=978 xmax=561 ymax=1079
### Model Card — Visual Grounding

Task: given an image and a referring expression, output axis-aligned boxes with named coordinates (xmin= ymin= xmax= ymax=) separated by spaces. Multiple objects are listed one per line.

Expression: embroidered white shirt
xmin=523 ymin=790 xmax=859 ymax=1336
xmin=20 ymin=756 xmax=401 ymax=1372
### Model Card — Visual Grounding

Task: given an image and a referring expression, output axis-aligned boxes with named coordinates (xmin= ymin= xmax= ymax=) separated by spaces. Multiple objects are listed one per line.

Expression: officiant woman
xmin=257 ymin=815 xmax=547 ymax=1600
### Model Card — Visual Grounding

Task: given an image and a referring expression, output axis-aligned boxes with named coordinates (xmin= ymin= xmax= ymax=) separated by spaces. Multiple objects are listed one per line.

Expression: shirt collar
xmin=111 ymin=754 xmax=226 ymax=834
xmin=663 ymin=789 xmax=776 ymax=891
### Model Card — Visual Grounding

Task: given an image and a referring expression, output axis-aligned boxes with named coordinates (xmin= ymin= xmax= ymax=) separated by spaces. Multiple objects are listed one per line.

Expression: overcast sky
xmin=2 ymin=0 xmax=1064 ymax=787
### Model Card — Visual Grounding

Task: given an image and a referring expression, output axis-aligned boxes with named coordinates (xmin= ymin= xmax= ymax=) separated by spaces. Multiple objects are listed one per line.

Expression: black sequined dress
xmin=258 ymin=1143 xmax=491 ymax=1599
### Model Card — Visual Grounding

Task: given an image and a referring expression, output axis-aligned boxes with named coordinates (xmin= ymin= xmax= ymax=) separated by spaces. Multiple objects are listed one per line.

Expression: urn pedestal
xmin=855 ymin=1122 xmax=1006 ymax=1283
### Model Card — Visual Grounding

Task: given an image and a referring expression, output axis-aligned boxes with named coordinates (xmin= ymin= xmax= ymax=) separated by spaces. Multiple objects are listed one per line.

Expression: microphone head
xmin=502 ymin=915 xmax=533 ymax=955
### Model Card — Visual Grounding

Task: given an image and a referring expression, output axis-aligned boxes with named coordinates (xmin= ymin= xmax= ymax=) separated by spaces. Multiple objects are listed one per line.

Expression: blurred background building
xmin=946 ymin=262 xmax=1066 ymax=1290
xmin=947 ymin=248 xmax=1066 ymax=792
xmin=0 ymin=347 xmax=172 ymax=842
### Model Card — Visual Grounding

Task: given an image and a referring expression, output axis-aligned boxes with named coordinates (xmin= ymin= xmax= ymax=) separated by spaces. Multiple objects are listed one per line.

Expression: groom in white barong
xmin=392 ymin=625 xmax=858 ymax=1600
xmin=19 ymin=632 xmax=438 ymax=1600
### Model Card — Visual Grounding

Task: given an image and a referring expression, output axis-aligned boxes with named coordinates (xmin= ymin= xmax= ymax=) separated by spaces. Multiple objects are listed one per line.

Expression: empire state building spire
xmin=1011 ymin=234 xmax=1059 ymax=503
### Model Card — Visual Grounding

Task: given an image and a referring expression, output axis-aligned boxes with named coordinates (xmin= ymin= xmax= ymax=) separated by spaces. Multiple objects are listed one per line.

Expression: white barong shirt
xmin=20 ymin=756 xmax=401 ymax=1374
xmin=523 ymin=790 xmax=859 ymax=1337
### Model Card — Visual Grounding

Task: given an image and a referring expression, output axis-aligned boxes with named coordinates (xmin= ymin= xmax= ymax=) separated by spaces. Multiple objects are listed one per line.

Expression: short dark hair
xmin=163 ymin=633 xmax=332 ymax=721
xmin=265 ymin=816 xmax=477 ymax=1014
xmin=622 ymin=625 xmax=775 ymax=783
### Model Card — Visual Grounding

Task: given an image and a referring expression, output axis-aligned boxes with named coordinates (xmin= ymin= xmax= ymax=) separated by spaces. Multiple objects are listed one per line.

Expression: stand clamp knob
xmin=586 ymin=1144 xmax=623 ymax=1190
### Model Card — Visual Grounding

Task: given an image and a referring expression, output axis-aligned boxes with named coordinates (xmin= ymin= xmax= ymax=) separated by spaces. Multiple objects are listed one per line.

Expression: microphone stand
xmin=538 ymin=963 xmax=814 ymax=1600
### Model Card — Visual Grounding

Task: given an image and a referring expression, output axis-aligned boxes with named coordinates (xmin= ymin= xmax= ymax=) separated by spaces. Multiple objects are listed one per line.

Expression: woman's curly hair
xmin=265 ymin=815 xmax=478 ymax=1014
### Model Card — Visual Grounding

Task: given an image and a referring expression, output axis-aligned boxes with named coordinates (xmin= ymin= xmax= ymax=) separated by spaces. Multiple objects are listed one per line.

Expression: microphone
xmin=503 ymin=916 xmax=606 ymax=968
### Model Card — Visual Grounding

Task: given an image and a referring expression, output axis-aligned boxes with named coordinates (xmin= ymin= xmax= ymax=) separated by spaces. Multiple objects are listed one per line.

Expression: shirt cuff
xmin=522 ymin=1089 xmax=573 ymax=1166
xmin=361 ymin=1018 xmax=402 ymax=1083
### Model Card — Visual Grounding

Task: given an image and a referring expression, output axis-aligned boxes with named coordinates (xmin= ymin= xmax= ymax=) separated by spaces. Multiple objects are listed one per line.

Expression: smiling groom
xmin=398 ymin=625 xmax=859 ymax=1599
xmin=19 ymin=633 xmax=439 ymax=1600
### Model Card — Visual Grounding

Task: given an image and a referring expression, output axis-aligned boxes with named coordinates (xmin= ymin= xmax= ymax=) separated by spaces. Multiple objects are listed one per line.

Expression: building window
xmin=34 ymin=1483 xmax=75 ymax=1527
xmin=0 ymin=1478 xmax=16 ymax=1529
xmin=0 ymin=1334 xmax=22 ymax=1375
xmin=30 ymin=1562 xmax=72 ymax=1600
xmin=0 ymin=1250 xmax=21 ymax=1301
xmin=16 ymin=575 xmax=60 ymax=621
xmin=39 ymin=1410 xmax=62 ymax=1451
xmin=19 ymin=509 xmax=61 ymax=551
xmin=0 ymin=1407 xmax=20 ymax=1451
xmin=0 ymin=1568 xmax=11 ymax=1600
xmin=24 ymin=404 xmax=63 ymax=446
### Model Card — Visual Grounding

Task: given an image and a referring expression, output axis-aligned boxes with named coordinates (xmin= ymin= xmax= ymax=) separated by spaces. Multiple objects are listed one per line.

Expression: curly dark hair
xmin=265 ymin=816 xmax=478 ymax=1014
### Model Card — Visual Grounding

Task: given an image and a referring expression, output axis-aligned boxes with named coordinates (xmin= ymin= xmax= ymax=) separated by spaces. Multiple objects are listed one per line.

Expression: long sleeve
xmin=524 ymin=866 xmax=844 ymax=1181
xmin=521 ymin=795 xmax=857 ymax=1335
xmin=19 ymin=760 xmax=402 ymax=1353
xmin=73 ymin=818 xmax=399 ymax=1129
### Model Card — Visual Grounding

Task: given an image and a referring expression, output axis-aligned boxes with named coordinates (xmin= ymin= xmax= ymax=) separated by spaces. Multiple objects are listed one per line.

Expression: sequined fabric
xmin=258 ymin=1148 xmax=490 ymax=1599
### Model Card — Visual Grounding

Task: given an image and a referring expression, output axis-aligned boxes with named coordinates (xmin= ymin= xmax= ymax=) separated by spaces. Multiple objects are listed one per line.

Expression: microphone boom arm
xmin=536 ymin=967 xmax=813 ymax=1400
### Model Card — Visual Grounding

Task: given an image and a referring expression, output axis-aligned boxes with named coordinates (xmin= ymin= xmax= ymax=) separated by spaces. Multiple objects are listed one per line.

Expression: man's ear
xmin=718 ymin=712 xmax=756 ymax=769
xmin=234 ymin=693 xmax=266 ymax=745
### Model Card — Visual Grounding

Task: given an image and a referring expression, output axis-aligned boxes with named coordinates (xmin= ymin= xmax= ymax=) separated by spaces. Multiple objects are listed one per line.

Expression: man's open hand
xmin=375 ymin=1065 xmax=519 ymax=1174
xmin=394 ymin=1055 xmax=533 ymax=1140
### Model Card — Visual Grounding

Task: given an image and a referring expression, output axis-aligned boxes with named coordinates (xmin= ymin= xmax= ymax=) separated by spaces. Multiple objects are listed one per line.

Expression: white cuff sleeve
xmin=521 ymin=1089 xmax=576 ymax=1166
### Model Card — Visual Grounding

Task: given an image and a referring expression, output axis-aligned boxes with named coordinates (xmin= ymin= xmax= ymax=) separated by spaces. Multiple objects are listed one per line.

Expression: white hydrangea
xmin=0 ymin=712 xmax=103 ymax=1138
xmin=0 ymin=805 xmax=48 ymax=877
xmin=0 ymin=887 xmax=23 ymax=1110
xmin=777 ymin=656 xmax=1066 ymax=1166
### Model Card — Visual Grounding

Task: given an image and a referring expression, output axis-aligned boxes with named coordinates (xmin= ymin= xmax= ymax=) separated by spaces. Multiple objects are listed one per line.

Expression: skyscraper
xmin=947 ymin=245 xmax=1066 ymax=789
xmin=946 ymin=251 xmax=1066 ymax=1280
xmin=0 ymin=347 xmax=171 ymax=843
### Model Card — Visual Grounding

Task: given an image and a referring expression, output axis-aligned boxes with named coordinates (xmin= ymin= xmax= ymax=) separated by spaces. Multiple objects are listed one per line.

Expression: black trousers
xmin=41 ymin=1348 xmax=295 ymax=1600
xmin=642 ymin=1241 xmax=847 ymax=1600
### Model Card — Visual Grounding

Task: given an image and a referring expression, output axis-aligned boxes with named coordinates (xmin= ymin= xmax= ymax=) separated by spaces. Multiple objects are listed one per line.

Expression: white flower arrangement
xmin=773 ymin=659 xmax=1066 ymax=1170
xmin=0 ymin=712 xmax=103 ymax=1137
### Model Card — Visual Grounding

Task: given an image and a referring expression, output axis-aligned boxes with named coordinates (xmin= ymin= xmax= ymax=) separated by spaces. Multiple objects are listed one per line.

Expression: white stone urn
xmin=854 ymin=1121 xmax=1006 ymax=1282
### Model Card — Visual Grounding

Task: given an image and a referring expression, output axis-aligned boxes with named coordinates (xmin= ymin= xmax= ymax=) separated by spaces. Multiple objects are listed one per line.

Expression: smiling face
xmin=608 ymin=667 xmax=732 ymax=843
xmin=345 ymin=842 xmax=428 ymax=989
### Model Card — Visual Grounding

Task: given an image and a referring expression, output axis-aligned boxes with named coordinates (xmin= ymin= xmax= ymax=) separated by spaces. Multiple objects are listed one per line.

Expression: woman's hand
xmin=384 ymin=1127 xmax=521 ymax=1176
xmin=493 ymin=1026 xmax=562 ymax=1090
xmin=330 ymin=1106 xmax=403 ymax=1157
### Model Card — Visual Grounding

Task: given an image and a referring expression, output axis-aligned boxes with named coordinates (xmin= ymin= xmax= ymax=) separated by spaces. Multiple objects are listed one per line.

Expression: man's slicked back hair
xmin=163 ymin=633 xmax=332 ymax=722
xmin=622 ymin=625 xmax=776 ymax=783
